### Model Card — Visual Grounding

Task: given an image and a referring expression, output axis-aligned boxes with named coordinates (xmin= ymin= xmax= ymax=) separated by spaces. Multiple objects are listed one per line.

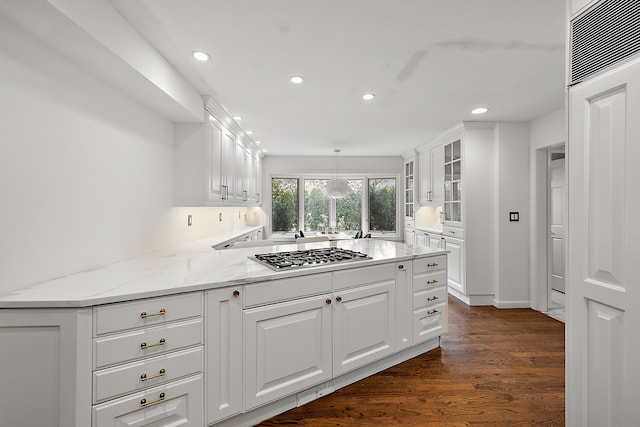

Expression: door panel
xmin=568 ymin=57 xmax=640 ymax=426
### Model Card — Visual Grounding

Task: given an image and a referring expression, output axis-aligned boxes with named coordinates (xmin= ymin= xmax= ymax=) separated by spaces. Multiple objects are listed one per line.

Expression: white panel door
xmin=550 ymin=158 xmax=565 ymax=293
xmin=243 ymin=295 xmax=332 ymax=410
xmin=206 ymin=288 xmax=242 ymax=424
xmin=444 ymin=237 xmax=464 ymax=294
xmin=333 ymin=280 xmax=395 ymax=376
xmin=567 ymin=57 xmax=640 ymax=426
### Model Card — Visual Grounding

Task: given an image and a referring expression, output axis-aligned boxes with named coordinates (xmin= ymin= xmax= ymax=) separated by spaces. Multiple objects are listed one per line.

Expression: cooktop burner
xmin=252 ymin=247 xmax=371 ymax=271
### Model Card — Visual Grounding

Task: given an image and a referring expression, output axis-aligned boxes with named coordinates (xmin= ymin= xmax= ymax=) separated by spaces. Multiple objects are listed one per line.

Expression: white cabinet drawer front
xmin=92 ymin=374 xmax=203 ymax=427
xmin=93 ymin=346 xmax=203 ymax=404
xmin=244 ymin=295 xmax=332 ymax=410
xmin=333 ymin=263 xmax=395 ymax=291
xmin=413 ymin=255 xmax=447 ymax=274
xmin=413 ymin=302 xmax=447 ymax=344
xmin=333 ymin=280 xmax=396 ymax=376
xmin=94 ymin=318 xmax=203 ymax=369
xmin=243 ymin=272 xmax=331 ymax=307
xmin=94 ymin=292 xmax=203 ymax=336
xmin=442 ymin=227 xmax=464 ymax=239
xmin=413 ymin=270 xmax=447 ymax=293
xmin=413 ymin=286 xmax=448 ymax=310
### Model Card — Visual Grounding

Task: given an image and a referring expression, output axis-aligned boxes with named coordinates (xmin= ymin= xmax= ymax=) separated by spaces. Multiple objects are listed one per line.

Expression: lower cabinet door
xmin=333 ymin=280 xmax=396 ymax=376
xmin=92 ymin=374 xmax=203 ymax=426
xmin=244 ymin=294 xmax=332 ymax=410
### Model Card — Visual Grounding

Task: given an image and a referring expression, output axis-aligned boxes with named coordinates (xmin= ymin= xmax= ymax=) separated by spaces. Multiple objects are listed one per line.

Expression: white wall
xmin=494 ymin=122 xmax=530 ymax=307
xmin=528 ymin=108 xmax=566 ymax=310
xmin=0 ymin=21 xmax=253 ymax=294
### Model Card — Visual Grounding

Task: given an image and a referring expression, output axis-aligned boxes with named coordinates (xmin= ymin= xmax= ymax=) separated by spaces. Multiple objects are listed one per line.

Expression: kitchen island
xmin=0 ymin=238 xmax=447 ymax=427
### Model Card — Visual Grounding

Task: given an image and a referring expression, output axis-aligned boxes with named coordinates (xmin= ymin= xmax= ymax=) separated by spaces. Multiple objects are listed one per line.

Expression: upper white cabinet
xmin=403 ymin=154 xmax=416 ymax=219
xmin=443 ymin=138 xmax=462 ymax=225
xmin=174 ymin=113 xmax=262 ymax=206
xmin=418 ymin=143 xmax=445 ymax=206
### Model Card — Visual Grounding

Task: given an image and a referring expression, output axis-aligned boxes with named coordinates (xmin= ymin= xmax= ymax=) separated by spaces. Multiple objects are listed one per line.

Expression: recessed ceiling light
xmin=471 ymin=107 xmax=489 ymax=114
xmin=192 ymin=51 xmax=210 ymax=61
xmin=290 ymin=76 xmax=304 ymax=84
xmin=255 ymin=140 xmax=262 ymax=145
xmin=362 ymin=93 xmax=375 ymax=101
xmin=261 ymin=148 xmax=267 ymax=153
xmin=232 ymin=116 xmax=242 ymax=121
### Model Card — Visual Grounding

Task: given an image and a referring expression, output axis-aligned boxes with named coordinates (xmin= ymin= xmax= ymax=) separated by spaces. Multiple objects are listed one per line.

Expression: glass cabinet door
xmin=444 ymin=139 xmax=462 ymax=224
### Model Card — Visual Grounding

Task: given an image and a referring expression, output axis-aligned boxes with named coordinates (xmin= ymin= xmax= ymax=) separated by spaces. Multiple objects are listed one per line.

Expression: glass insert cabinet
xmin=404 ymin=159 xmax=414 ymax=218
xmin=444 ymin=139 xmax=462 ymax=224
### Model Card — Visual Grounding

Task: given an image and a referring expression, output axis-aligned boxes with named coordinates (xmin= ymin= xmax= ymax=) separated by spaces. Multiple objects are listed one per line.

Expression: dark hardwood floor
xmin=257 ymin=295 xmax=565 ymax=427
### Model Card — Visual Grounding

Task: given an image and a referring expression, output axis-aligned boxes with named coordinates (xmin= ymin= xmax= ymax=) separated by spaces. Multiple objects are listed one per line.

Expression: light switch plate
xmin=509 ymin=212 xmax=519 ymax=222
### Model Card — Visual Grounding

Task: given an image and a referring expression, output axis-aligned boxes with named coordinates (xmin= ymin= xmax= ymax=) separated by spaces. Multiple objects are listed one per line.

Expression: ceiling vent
xmin=570 ymin=0 xmax=640 ymax=85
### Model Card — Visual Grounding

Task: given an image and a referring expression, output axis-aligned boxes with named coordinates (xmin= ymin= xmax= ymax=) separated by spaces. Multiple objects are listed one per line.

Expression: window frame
xmin=267 ymin=173 xmax=401 ymax=239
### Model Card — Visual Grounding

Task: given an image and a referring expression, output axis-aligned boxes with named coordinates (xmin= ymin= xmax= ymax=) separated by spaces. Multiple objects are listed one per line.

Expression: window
xmin=303 ymin=179 xmax=363 ymax=233
xmin=271 ymin=176 xmax=395 ymax=235
xmin=369 ymin=178 xmax=397 ymax=232
xmin=271 ymin=178 xmax=299 ymax=232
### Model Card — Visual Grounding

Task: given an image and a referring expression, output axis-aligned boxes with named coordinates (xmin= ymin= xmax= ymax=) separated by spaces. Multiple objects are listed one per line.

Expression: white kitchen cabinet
xmin=395 ymin=261 xmax=413 ymax=351
xmin=92 ymin=374 xmax=203 ymax=427
xmin=443 ymin=138 xmax=462 ymax=226
xmin=416 ymin=231 xmax=443 ymax=249
xmin=404 ymin=220 xmax=416 ymax=245
xmin=243 ymin=294 xmax=333 ymax=410
xmin=403 ymin=154 xmax=416 ymax=219
xmin=443 ymin=236 xmax=464 ymax=295
xmin=0 ymin=308 xmax=92 ymax=427
xmin=174 ymin=113 xmax=262 ymax=206
xmin=413 ymin=255 xmax=448 ymax=344
xmin=206 ymin=287 xmax=243 ymax=424
xmin=418 ymin=143 xmax=445 ymax=206
xmin=333 ymin=280 xmax=396 ymax=375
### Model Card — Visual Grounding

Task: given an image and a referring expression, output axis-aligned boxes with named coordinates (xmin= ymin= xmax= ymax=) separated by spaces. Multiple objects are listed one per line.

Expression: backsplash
xmin=415 ymin=206 xmax=443 ymax=230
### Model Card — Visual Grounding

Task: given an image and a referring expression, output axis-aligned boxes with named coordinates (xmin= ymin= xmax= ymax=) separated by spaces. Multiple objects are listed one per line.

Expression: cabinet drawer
xmin=94 ymin=318 xmax=203 ymax=369
xmin=413 ymin=270 xmax=447 ymax=292
xmin=94 ymin=292 xmax=203 ymax=336
xmin=413 ymin=255 xmax=447 ymax=274
xmin=333 ymin=263 xmax=395 ymax=291
xmin=92 ymin=374 xmax=203 ymax=427
xmin=413 ymin=302 xmax=447 ymax=344
xmin=93 ymin=346 xmax=203 ymax=404
xmin=243 ymin=273 xmax=331 ymax=307
xmin=413 ymin=286 xmax=448 ymax=310
xmin=442 ymin=226 xmax=464 ymax=239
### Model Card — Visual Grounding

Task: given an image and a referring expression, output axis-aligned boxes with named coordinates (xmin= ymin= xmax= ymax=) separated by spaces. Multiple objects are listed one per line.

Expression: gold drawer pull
xmin=427 ymin=309 xmax=440 ymax=316
xmin=140 ymin=392 xmax=165 ymax=407
xmin=427 ymin=296 xmax=439 ymax=302
xmin=140 ymin=308 xmax=166 ymax=319
xmin=427 ymin=263 xmax=439 ymax=267
xmin=140 ymin=368 xmax=166 ymax=381
xmin=140 ymin=338 xmax=165 ymax=350
xmin=427 ymin=279 xmax=439 ymax=284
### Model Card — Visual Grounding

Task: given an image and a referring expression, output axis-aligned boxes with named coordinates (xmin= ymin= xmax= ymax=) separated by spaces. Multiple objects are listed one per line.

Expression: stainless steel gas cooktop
xmin=251 ymin=247 xmax=371 ymax=271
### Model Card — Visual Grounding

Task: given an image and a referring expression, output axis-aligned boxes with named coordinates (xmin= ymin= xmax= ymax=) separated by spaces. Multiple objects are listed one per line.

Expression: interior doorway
xmin=546 ymin=144 xmax=566 ymax=322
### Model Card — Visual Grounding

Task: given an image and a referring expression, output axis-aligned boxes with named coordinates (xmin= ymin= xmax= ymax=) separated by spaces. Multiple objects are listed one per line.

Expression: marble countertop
xmin=0 ymin=232 xmax=446 ymax=309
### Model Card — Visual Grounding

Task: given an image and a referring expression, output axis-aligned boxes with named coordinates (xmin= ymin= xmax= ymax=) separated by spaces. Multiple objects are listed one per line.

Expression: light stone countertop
xmin=0 ymin=231 xmax=446 ymax=309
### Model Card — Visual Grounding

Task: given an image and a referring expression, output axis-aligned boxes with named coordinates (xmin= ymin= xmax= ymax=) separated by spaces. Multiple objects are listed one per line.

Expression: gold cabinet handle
xmin=427 ymin=279 xmax=439 ymax=284
xmin=427 ymin=309 xmax=440 ymax=316
xmin=140 ymin=308 xmax=166 ymax=319
xmin=398 ymin=264 xmax=404 ymax=270
xmin=140 ymin=368 xmax=166 ymax=382
xmin=325 ymin=298 xmax=332 ymax=305
xmin=335 ymin=296 xmax=342 ymax=302
xmin=140 ymin=392 xmax=165 ymax=407
xmin=140 ymin=338 xmax=165 ymax=350
xmin=233 ymin=290 xmax=240 ymax=298
xmin=427 ymin=296 xmax=439 ymax=302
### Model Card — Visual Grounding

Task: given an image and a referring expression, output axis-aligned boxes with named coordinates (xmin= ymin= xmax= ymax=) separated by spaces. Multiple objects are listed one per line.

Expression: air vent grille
xmin=570 ymin=0 xmax=640 ymax=84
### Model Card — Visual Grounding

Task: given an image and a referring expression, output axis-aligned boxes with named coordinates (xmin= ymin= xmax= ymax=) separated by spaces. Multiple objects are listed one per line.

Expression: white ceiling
xmin=112 ymin=0 xmax=566 ymax=157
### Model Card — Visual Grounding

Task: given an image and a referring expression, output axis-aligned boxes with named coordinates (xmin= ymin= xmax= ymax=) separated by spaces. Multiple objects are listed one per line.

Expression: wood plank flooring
xmin=257 ymin=295 xmax=565 ymax=427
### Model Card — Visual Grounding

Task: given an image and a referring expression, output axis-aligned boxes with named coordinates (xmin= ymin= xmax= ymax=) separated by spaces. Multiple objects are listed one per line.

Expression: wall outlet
xmin=187 ymin=215 xmax=192 ymax=227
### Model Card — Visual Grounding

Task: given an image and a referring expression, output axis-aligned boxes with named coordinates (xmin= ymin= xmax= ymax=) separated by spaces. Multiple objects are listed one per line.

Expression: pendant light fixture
xmin=326 ymin=148 xmax=349 ymax=199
